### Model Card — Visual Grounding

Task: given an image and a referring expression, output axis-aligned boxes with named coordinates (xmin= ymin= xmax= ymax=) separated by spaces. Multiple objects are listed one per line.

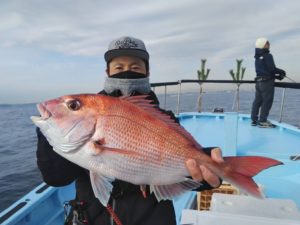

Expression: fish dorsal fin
xmin=120 ymin=95 xmax=202 ymax=149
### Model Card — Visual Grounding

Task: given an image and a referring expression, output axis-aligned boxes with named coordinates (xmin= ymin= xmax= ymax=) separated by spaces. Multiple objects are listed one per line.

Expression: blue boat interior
xmin=1 ymin=112 xmax=300 ymax=225
xmin=178 ymin=113 xmax=300 ymax=211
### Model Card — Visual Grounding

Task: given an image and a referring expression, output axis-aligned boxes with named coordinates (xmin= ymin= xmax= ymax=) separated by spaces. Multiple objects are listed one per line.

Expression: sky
xmin=0 ymin=0 xmax=300 ymax=104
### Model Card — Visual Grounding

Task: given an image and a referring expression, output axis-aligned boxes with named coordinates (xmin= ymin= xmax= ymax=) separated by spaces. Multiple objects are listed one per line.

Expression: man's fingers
xmin=185 ymin=159 xmax=203 ymax=182
xmin=186 ymin=147 xmax=224 ymax=186
xmin=200 ymin=165 xmax=220 ymax=188
xmin=211 ymin=147 xmax=224 ymax=163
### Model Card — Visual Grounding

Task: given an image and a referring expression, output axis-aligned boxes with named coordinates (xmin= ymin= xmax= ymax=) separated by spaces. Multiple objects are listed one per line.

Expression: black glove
xmin=275 ymin=74 xmax=285 ymax=80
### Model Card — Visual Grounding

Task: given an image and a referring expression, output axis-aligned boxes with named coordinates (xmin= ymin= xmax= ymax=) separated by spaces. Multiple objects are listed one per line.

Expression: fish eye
xmin=66 ymin=99 xmax=81 ymax=111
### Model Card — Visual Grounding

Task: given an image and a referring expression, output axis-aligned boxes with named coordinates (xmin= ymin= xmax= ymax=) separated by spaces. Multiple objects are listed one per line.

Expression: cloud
xmin=0 ymin=12 xmax=23 ymax=31
xmin=1 ymin=0 xmax=300 ymax=103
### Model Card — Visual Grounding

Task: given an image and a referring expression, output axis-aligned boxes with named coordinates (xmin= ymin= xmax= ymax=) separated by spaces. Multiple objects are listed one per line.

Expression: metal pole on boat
xmin=224 ymin=112 xmax=238 ymax=156
xmin=279 ymin=88 xmax=286 ymax=123
xmin=237 ymin=84 xmax=240 ymax=112
xmin=164 ymin=85 xmax=167 ymax=109
xmin=177 ymin=80 xmax=182 ymax=114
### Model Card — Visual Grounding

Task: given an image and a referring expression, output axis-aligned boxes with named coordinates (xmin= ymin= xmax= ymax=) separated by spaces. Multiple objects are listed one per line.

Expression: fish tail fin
xmin=222 ymin=156 xmax=283 ymax=198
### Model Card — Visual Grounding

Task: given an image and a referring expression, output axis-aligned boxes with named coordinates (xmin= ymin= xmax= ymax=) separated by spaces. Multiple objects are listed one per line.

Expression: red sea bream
xmin=31 ymin=94 xmax=283 ymax=206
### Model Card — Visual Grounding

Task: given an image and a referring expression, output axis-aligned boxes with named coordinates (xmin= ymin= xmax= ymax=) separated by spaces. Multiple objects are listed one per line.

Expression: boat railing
xmin=150 ymin=79 xmax=300 ymax=125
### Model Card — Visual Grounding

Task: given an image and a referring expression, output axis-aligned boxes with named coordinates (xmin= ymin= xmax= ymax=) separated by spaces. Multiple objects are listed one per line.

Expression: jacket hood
xmin=255 ymin=48 xmax=269 ymax=59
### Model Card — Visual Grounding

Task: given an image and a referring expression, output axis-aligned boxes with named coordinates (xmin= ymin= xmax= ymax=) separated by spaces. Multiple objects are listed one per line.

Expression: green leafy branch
xmin=197 ymin=59 xmax=210 ymax=80
xmin=229 ymin=59 xmax=246 ymax=83
xmin=197 ymin=59 xmax=211 ymax=112
xmin=229 ymin=59 xmax=246 ymax=111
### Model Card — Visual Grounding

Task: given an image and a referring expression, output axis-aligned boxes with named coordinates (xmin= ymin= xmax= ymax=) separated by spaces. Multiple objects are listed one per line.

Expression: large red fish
xmin=31 ymin=94 xmax=282 ymax=206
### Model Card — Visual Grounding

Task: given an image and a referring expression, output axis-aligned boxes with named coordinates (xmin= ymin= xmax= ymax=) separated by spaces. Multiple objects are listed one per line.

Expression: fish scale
xmin=95 ymin=144 xmax=187 ymax=184
xmin=93 ymin=117 xmax=187 ymax=183
xmin=102 ymin=114 xmax=194 ymax=159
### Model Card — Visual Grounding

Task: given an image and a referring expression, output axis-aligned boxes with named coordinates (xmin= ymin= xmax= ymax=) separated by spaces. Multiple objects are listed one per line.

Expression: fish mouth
xmin=31 ymin=103 xmax=52 ymax=123
xmin=37 ymin=103 xmax=52 ymax=119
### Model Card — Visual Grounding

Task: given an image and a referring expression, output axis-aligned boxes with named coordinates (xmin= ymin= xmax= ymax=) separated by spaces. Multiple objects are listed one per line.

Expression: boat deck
xmin=179 ymin=112 xmax=300 ymax=159
xmin=174 ymin=113 xmax=300 ymax=224
xmin=175 ymin=112 xmax=300 ymax=223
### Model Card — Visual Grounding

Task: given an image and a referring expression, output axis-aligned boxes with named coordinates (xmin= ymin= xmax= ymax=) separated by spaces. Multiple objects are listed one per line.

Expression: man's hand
xmin=275 ymin=74 xmax=285 ymax=80
xmin=185 ymin=148 xmax=224 ymax=188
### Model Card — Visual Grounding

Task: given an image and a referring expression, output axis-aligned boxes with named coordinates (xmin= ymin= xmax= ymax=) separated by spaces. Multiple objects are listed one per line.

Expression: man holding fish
xmin=34 ymin=36 xmax=280 ymax=225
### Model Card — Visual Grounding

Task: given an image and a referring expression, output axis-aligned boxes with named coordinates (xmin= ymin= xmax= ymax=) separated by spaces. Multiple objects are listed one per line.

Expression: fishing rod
xmin=285 ymin=75 xmax=297 ymax=83
xmin=290 ymin=154 xmax=300 ymax=161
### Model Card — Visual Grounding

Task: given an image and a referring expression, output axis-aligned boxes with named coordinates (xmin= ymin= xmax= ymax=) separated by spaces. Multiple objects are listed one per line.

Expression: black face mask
xmin=110 ymin=71 xmax=147 ymax=79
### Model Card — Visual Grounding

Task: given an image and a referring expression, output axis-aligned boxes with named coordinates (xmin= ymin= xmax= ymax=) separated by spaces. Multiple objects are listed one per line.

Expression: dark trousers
xmin=251 ymin=79 xmax=275 ymax=122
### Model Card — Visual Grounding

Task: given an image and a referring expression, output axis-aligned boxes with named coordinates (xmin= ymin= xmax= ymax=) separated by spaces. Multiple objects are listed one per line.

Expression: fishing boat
xmin=1 ymin=80 xmax=300 ymax=225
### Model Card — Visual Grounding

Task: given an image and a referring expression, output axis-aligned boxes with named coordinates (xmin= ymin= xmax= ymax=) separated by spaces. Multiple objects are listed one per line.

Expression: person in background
xmin=251 ymin=37 xmax=286 ymax=128
xmin=36 ymin=36 xmax=223 ymax=225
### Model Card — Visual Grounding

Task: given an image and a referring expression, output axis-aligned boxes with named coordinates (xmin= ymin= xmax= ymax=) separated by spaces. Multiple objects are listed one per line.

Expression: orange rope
xmin=106 ymin=204 xmax=123 ymax=225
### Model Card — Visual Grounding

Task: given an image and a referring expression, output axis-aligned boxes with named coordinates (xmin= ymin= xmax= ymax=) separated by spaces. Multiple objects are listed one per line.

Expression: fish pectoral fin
xmin=90 ymin=140 xmax=140 ymax=157
xmin=102 ymin=147 xmax=142 ymax=156
xmin=150 ymin=179 xmax=201 ymax=201
xmin=92 ymin=144 xmax=142 ymax=157
xmin=90 ymin=139 xmax=107 ymax=155
xmin=90 ymin=172 xmax=114 ymax=207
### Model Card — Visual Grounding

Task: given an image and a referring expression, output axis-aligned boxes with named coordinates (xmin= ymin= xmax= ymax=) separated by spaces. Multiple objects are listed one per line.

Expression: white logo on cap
xmin=115 ymin=38 xmax=138 ymax=49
